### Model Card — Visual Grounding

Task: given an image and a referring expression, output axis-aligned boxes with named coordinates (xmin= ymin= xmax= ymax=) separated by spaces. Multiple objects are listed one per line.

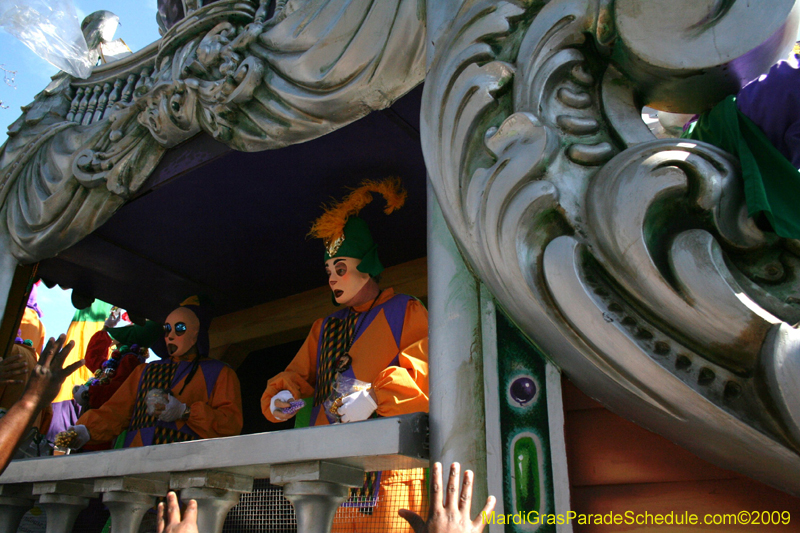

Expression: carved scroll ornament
xmin=0 ymin=0 xmax=425 ymax=263
xmin=421 ymin=0 xmax=800 ymax=494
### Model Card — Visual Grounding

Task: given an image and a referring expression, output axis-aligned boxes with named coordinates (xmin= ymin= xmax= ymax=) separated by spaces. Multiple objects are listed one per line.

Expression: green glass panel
xmin=513 ymin=435 xmax=540 ymax=514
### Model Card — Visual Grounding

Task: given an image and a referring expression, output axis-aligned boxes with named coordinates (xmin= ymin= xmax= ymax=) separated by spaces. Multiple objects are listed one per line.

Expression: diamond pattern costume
xmin=77 ymin=356 xmax=242 ymax=447
xmin=262 ymin=287 xmax=428 ymax=532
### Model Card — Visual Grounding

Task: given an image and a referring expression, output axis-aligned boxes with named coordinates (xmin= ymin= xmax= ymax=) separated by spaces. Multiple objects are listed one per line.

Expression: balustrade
xmin=0 ymin=413 xmax=428 ymax=533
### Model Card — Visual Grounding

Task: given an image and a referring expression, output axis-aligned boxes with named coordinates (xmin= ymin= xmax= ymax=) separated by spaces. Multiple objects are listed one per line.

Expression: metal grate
xmin=223 ymin=469 xmax=428 ymax=533
xmin=223 ymin=479 xmax=297 ymax=532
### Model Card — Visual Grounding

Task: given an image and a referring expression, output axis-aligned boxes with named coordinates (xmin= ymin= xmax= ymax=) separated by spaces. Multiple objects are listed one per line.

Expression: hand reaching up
xmin=399 ymin=462 xmax=496 ymax=533
xmin=0 ymin=353 xmax=29 ymax=385
xmin=157 ymin=491 xmax=199 ymax=533
xmin=24 ymin=334 xmax=82 ymax=409
xmin=0 ymin=334 xmax=82 ymax=476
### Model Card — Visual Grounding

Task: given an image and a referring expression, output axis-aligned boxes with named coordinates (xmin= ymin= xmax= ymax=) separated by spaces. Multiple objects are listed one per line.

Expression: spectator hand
xmin=0 ymin=353 xmax=29 ymax=385
xmin=157 ymin=395 xmax=187 ymax=422
xmin=157 ymin=491 xmax=198 ymax=533
xmin=270 ymin=390 xmax=295 ymax=421
xmin=23 ymin=335 xmax=81 ymax=409
xmin=338 ymin=389 xmax=377 ymax=423
xmin=399 ymin=462 xmax=496 ymax=533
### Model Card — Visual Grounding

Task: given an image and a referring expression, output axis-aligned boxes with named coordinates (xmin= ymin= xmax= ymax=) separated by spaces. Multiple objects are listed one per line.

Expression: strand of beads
xmin=78 ymin=344 xmax=147 ymax=404
xmin=13 ymin=330 xmax=33 ymax=348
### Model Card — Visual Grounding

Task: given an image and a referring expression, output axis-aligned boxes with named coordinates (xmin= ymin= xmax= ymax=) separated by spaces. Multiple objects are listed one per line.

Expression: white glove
xmin=338 ymin=390 xmax=377 ymax=423
xmin=67 ymin=425 xmax=90 ymax=449
xmin=72 ymin=384 xmax=89 ymax=408
xmin=157 ymin=395 xmax=187 ymax=422
xmin=270 ymin=390 xmax=295 ymax=416
xmin=104 ymin=308 xmax=121 ymax=329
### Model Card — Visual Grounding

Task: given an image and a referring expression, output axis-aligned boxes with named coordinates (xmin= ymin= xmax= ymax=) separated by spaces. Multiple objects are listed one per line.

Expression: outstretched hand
xmin=399 ymin=462 xmax=496 ymax=533
xmin=0 ymin=334 xmax=83 ymax=476
xmin=24 ymin=334 xmax=82 ymax=408
xmin=0 ymin=353 xmax=29 ymax=385
xmin=157 ymin=491 xmax=199 ymax=533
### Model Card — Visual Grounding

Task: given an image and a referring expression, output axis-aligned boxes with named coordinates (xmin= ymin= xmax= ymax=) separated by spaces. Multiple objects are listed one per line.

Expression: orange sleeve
xmin=261 ymin=319 xmax=322 ymax=423
xmin=186 ymin=366 xmax=243 ymax=438
xmin=77 ymin=364 xmax=145 ymax=444
xmin=373 ymin=299 xmax=429 ymax=417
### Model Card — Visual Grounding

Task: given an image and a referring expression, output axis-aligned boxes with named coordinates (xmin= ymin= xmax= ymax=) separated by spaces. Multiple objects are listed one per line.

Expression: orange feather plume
xmin=309 ymin=177 xmax=407 ymax=245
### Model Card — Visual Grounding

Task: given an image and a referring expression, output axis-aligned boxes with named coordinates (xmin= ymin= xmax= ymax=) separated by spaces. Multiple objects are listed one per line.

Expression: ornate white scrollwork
xmin=422 ymin=0 xmax=800 ymax=494
xmin=0 ymin=0 xmax=426 ymax=263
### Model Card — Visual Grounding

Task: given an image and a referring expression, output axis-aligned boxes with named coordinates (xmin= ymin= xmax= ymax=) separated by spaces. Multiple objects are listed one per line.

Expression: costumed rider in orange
xmin=261 ymin=178 xmax=429 ymax=532
xmin=59 ymin=297 xmax=243 ymax=449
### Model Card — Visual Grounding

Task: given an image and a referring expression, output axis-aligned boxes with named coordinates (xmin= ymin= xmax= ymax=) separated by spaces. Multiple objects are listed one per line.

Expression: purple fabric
xmin=198 ymin=359 xmax=225 ymax=398
xmin=124 ymin=426 xmax=155 ymax=448
xmin=26 ymin=281 xmax=42 ymax=317
xmin=351 ymin=294 xmax=411 ymax=346
xmin=381 ymin=295 xmax=412 ymax=347
xmin=736 ymin=56 xmax=800 ymax=168
xmin=46 ymin=400 xmax=83 ymax=441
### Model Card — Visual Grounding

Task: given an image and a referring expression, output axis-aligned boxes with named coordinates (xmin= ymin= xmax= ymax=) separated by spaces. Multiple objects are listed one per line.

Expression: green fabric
xmin=324 ymin=217 xmax=384 ymax=277
xmin=70 ymin=300 xmax=112 ymax=323
xmin=113 ymin=430 xmax=127 ymax=449
xmin=293 ymin=397 xmax=314 ymax=429
xmin=107 ymin=320 xmax=162 ymax=348
xmin=683 ymin=95 xmax=800 ymax=239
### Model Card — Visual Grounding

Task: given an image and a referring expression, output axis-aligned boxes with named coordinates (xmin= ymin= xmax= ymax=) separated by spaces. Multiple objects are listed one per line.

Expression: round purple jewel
xmin=509 ymin=376 xmax=536 ymax=406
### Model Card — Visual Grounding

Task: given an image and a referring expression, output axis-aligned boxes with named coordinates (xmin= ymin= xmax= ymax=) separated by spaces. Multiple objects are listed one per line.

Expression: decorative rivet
xmin=724 ymin=381 xmax=742 ymax=400
xmin=653 ymin=341 xmax=670 ymax=355
xmin=698 ymin=367 xmax=715 ymax=386
xmin=593 ymin=287 xmax=608 ymax=297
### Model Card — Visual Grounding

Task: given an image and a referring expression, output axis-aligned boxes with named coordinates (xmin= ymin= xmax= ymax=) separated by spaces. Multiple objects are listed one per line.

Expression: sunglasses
xmin=163 ymin=322 xmax=187 ymax=336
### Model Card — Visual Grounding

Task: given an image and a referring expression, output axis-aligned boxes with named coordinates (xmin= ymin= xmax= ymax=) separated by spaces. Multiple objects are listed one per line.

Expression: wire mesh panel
xmin=222 ymin=469 xmax=428 ymax=533
xmin=332 ymin=469 xmax=428 ymax=533
xmin=223 ymin=479 xmax=297 ymax=533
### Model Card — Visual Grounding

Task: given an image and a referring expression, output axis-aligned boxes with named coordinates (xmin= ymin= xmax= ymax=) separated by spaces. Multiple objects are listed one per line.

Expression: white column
xmin=95 ymin=476 xmax=168 ymax=533
xmin=171 ymin=470 xmax=253 ymax=533
xmin=0 ymin=495 xmax=34 ymax=533
xmin=0 ymin=229 xmax=19 ymax=339
xmin=0 ymin=484 xmax=35 ymax=533
xmin=270 ymin=461 xmax=364 ymax=533
xmin=426 ymin=183 xmax=489 ymax=506
xmin=33 ymin=481 xmax=96 ymax=533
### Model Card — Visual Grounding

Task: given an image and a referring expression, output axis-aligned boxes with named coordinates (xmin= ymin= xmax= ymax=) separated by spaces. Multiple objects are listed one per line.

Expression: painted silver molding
xmin=421 ymin=0 xmax=800 ymax=495
xmin=0 ymin=0 xmax=426 ymax=265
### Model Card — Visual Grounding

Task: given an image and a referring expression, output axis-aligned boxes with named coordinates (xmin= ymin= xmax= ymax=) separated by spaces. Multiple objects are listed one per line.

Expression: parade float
xmin=1 ymin=0 xmax=800 ymax=531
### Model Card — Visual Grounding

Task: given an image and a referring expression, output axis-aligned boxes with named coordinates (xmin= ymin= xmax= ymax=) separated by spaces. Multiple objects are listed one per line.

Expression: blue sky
xmin=0 ymin=0 xmax=160 ymax=132
xmin=1 ymin=0 xmax=160 ymax=338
